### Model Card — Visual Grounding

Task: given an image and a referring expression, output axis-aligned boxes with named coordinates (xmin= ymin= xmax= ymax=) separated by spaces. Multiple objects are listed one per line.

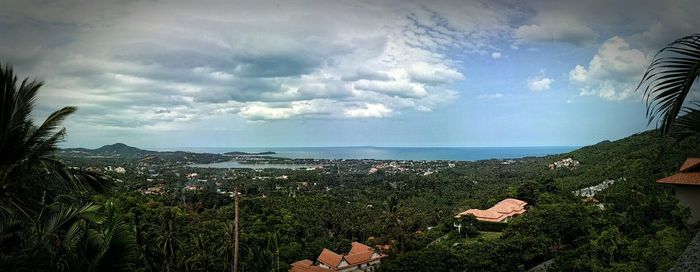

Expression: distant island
xmin=224 ymin=151 xmax=276 ymax=156
xmin=61 ymin=143 xmax=154 ymax=155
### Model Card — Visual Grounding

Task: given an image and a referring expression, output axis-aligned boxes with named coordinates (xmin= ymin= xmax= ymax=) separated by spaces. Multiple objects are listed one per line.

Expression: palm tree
xmin=0 ymin=63 xmax=107 ymax=218
xmin=2 ymin=198 xmax=137 ymax=271
xmin=0 ymin=63 xmax=136 ymax=271
xmin=86 ymin=201 xmax=138 ymax=272
xmin=382 ymin=195 xmax=404 ymax=251
xmin=156 ymin=216 xmax=183 ymax=272
xmin=637 ymin=33 xmax=700 ymax=138
xmin=267 ymin=230 xmax=280 ymax=272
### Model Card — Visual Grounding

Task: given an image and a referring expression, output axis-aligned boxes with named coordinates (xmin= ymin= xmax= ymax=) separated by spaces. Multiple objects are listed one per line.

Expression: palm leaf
xmin=671 ymin=102 xmax=700 ymax=140
xmin=87 ymin=201 xmax=137 ymax=272
xmin=637 ymin=33 xmax=700 ymax=135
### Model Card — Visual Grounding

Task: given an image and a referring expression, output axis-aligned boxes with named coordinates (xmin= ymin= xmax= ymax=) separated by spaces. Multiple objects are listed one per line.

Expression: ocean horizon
xmin=149 ymin=146 xmax=580 ymax=161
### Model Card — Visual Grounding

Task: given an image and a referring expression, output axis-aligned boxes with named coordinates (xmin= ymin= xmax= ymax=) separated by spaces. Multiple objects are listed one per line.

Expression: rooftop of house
xmin=657 ymin=158 xmax=700 ymax=185
xmin=290 ymin=260 xmax=332 ymax=272
xmin=317 ymin=249 xmax=343 ymax=269
xmin=290 ymin=242 xmax=385 ymax=272
xmin=455 ymin=198 xmax=527 ymax=223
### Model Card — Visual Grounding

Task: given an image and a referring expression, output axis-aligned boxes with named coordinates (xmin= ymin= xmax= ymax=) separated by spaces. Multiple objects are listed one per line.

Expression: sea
xmin=151 ymin=146 xmax=579 ymax=161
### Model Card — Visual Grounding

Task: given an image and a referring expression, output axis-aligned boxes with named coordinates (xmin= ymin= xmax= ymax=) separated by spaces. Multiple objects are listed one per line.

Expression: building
xmin=114 ymin=167 xmax=126 ymax=174
xmin=657 ymin=158 xmax=700 ymax=223
xmin=573 ymin=179 xmax=616 ymax=198
xmin=290 ymin=242 xmax=385 ymax=272
xmin=454 ymin=198 xmax=527 ymax=223
xmin=548 ymin=157 xmax=580 ymax=170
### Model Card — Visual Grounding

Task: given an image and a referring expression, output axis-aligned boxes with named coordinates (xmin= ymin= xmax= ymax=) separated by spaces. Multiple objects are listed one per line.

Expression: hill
xmin=60 ymin=143 xmax=154 ymax=157
xmin=93 ymin=143 xmax=153 ymax=155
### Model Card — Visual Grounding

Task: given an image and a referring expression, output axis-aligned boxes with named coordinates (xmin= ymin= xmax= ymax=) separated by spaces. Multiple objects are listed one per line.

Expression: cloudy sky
xmin=1 ymin=0 xmax=699 ymax=148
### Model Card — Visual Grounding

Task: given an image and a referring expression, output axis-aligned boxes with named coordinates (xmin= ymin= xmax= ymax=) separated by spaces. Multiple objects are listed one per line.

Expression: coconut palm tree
xmin=0 ymin=63 xmax=136 ymax=271
xmin=0 ymin=63 xmax=108 ymax=218
xmin=156 ymin=216 xmax=183 ymax=272
xmin=2 ymin=197 xmax=137 ymax=271
xmin=637 ymin=33 xmax=700 ymax=138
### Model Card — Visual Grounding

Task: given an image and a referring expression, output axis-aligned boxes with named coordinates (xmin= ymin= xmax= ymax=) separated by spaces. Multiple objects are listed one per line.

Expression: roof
xmin=291 ymin=242 xmax=384 ymax=272
xmin=344 ymin=250 xmax=374 ymax=265
xmin=290 ymin=260 xmax=333 ymax=272
xmin=317 ymin=249 xmax=343 ymax=269
xmin=657 ymin=172 xmax=700 ymax=185
xmin=680 ymin=158 xmax=700 ymax=172
xmin=657 ymin=158 xmax=700 ymax=185
xmin=290 ymin=260 xmax=313 ymax=271
xmin=456 ymin=198 xmax=527 ymax=223
xmin=349 ymin=242 xmax=373 ymax=254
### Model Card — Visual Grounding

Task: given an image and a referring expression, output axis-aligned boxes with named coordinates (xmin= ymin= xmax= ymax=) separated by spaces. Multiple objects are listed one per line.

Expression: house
xmin=454 ymin=198 xmax=527 ymax=224
xmin=573 ymin=179 xmax=616 ymax=198
xmin=548 ymin=157 xmax=580 ymax=170
xmin=657 ymin=158 xmax=700 ymax=223
xmin=290 ymin=242 xmax=385 ymax=272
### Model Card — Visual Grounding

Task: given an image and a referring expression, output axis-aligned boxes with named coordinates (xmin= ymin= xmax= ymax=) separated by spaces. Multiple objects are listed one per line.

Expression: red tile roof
xmin=317 ymin=249 xmax=342 ymax=269
xmin=657 ymin=158 xmax=700 ymax=185
xmin=680 ymin=158 xmax=700 ymax=172
xmin=456 ymin=198 xmax=527 ymax=223
xmin=290 ymin=242 xmax=385 ymax=272
xmin=344 ymin=250 xmax=374 ymax=265
xmin=349 ymin=242 xmax=373 ymax=254
xmin=290 ymin=259 xmax=333 ymax=272
xmin=657 ymin=172 xmax=700 ymax=185
xmin=290 ymin=259 xmax=312 ymax=272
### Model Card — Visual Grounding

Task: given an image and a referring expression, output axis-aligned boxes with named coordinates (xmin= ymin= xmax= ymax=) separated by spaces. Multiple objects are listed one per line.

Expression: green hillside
xmin=380 ymin=131 xmax=700 ymax=271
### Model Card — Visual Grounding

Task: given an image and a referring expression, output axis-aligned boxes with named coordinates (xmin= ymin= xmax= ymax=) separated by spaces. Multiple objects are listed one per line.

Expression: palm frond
xmin=87 ymin=201 xmax=137 ymax=272
xmin=25 ymin=106 xmax=76 ymax=155
xmin=637 ymin=33 xmax=700 ymax=135
xmin=671 ymin=102 xmax=700 ymax=140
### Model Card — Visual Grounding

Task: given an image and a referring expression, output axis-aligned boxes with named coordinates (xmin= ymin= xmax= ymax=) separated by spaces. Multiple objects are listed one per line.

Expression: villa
xmin=454 ymin=198 xmax=527 ymax=223
xmin=290 ymin=242 xmax=385 ymax=272
xmin=657 ymin=158 xmax=700 ymax=223
xmin=548 ymin=158 xmax=580 ymax=170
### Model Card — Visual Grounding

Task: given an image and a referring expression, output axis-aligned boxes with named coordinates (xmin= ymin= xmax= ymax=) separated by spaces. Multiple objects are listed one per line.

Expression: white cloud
xmin=407 ymin=62 xmax=464 ymax=85
xmin=2 ymin=0 xmax=518 ymax=131
xmin=491 ymin=52 xmax=502 ymax=59
xmin=478 ymin=93 xmax=504 ymax=99
xmin=239 ymin=101 xmax=324 ymax=120
xmin=568 ymin=36 xmax=648 ymax=101
xmin=527 ymin=75 xmax=554 ymax=92
xmin=344 ymin=103 xmax=392 ymax=118
xmin=568 ymin=65 xmax=587 ymax=82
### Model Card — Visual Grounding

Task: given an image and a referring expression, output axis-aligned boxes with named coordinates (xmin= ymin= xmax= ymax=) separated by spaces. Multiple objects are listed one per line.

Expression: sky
xmin=1 ymin=0 xmax=699 ymax=148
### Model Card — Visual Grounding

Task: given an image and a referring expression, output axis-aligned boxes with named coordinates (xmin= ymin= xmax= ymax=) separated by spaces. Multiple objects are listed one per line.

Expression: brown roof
xmin=290 ymin=260 xmax=313 ymax=271
xmin=456 ymin=198 xmax=527 ymax=223
xmin=344 ymin=250 xmax=374 ymax=265
xmin=349 ymin=242 xmax=373 ymax=254
xmin=680 ymin=158 xmax=700 ymax=172
xmin=291 ymin=242 xmax=385 ymax=272
xmin=657 ymin=172 xmax=700 ymax=185
xmin=317 ymin=249 xmax=342 ymax=269
xmin=657 ymin=158 xmax=700 ymax=185
xmin=290 ymin=260 xmax=333 ymax=272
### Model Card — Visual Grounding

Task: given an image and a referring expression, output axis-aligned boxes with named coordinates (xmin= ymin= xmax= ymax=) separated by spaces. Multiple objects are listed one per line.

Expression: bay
xmin=153 ymin=146 xmax=578 ymax=161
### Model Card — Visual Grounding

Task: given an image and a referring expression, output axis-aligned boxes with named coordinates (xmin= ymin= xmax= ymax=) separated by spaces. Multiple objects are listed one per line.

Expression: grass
xmin=431 ymin=230 xmax=504 ymax=249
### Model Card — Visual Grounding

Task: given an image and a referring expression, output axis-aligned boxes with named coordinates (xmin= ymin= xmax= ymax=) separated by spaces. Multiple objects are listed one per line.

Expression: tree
xmin=637 ymin=33 xmax=700 ymax=138
xmin=2 ymin=198 xmax=137 ymax=271
xmin=0 ymin=63 xmax=136 ymax=271
xmin=382 ymin=194 xmax=404 ymax=251
xmin=0 ymin=63 xmax=107 ymax=218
